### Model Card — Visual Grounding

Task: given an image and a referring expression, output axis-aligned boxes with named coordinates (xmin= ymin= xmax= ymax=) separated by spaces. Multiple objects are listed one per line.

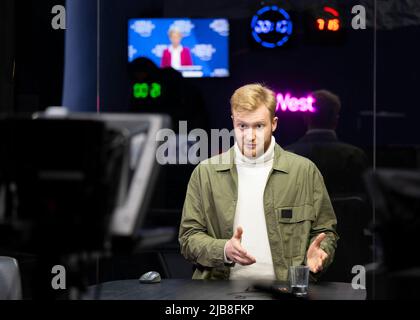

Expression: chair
xmin=363 ymin=169 xmax=420 ymax=298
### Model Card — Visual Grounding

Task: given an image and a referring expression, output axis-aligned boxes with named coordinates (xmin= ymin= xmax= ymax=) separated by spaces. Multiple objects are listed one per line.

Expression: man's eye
xmin=239 ymin=124 xmax=246 ymax=129
xmin=257 ymin=124 xmax=264 ymax=129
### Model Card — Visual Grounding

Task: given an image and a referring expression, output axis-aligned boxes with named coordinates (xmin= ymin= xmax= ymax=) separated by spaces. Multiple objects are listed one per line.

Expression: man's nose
xmin=244 ymin=128 xmax=257 ymax=141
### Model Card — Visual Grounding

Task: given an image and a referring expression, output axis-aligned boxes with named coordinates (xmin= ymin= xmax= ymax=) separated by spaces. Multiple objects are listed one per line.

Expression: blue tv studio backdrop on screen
xmin=128 ymin=18 xmax=229 ymax=78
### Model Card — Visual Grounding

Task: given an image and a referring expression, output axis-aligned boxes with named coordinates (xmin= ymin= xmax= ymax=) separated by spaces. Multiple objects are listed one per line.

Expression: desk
xmin=85 ymin=279 xmax=366 ymax=300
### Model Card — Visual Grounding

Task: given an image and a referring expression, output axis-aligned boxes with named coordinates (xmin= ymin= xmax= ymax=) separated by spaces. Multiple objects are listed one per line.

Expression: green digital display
xmin=133 ymin=82 xmax=161 ymax=99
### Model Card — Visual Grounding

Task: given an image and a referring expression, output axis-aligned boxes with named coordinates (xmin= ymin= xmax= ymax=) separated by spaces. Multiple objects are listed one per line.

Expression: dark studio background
xmin=1 ymin=0 xmax=420 ymax=299
xmin=5 ymin=1 xmax=420 ymax=152
xmin=4 ymin=0 xmax=419 ymax=207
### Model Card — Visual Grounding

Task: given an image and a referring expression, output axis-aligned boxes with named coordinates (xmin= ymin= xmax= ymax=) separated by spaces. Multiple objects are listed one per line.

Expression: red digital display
xmin=316 ymin=6 xmax=341 ymax=32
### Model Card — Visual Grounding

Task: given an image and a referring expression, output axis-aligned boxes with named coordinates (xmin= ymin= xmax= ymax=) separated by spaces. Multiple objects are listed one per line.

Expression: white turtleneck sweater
xmin=227 ymin=136 xmax=276 ymax=280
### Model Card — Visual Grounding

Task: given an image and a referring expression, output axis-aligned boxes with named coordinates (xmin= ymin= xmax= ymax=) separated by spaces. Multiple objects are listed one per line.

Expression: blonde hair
xmin=230 ymin=83 xmax=277 ymax=118
xmin=168 ymin=27 xmax=182 ymax=38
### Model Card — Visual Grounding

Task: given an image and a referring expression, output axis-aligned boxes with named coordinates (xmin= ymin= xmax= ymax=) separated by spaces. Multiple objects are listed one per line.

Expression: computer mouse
xmin=139 ymin=271 xmax=161 ymax=284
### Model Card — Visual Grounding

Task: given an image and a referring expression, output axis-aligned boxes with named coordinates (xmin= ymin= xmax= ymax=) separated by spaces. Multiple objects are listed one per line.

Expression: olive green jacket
xmin=178 ymin=143 xmax=339 ymax=281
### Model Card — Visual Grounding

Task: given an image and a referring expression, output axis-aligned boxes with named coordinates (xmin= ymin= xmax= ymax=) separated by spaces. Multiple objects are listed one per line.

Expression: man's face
xmin=232 ymin=105 xmax=278 ymax=158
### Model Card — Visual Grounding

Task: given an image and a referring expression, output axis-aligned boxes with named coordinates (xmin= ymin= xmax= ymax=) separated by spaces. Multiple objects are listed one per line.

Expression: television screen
xmin=128 ymin=18 xmax=229 ymax=78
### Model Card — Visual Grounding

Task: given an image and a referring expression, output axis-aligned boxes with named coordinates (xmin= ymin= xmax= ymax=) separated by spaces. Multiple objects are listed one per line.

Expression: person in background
xmin=286 ymin=90 xmax=368 ymax=196
xmin=161 ymin=28 xmax=193 ymax=70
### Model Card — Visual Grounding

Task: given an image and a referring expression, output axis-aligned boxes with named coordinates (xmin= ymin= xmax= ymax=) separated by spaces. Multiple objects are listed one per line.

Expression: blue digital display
xmin=251 ymin=6 xmax=293 ymax=48
xmin=128 ymin=18 xmax=229 ymax=78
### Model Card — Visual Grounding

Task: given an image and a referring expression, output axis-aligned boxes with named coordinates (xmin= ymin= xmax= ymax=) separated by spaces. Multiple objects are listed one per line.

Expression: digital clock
xmin=132 ymin=82 xmax=162 ymax=99
xmin=251 ymin=5 xmax=293 ymax=48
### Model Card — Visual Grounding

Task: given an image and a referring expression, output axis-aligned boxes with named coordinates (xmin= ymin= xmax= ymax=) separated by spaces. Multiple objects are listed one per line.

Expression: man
xmin=286 ymin=90 xmax=368 ymax=195
xmin=179 ymin=83 xmax=338 ymax=281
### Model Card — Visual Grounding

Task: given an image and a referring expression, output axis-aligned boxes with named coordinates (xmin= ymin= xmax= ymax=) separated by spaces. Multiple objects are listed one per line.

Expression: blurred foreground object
xmin=364 ymin=169 xmax=420 ymax=299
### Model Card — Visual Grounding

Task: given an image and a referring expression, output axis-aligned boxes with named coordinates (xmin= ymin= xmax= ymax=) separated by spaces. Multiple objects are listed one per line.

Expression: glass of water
xmin=289 ymin=265 xmax=310 ymax=297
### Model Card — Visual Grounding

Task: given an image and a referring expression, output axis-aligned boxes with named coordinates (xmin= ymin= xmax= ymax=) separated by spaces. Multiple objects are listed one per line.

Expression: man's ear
xmin=272 ymin=116 xmax=278 ymax=132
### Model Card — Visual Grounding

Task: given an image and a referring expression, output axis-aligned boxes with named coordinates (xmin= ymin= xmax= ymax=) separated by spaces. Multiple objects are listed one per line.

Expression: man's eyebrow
xmin=235 ymin=119 xmax=266 ymax=125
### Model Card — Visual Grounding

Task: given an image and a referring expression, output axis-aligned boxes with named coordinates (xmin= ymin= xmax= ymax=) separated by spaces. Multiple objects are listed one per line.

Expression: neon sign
xmin=251 ymin=6 xmax=293 ymax=48
xmin=316 ymin=6 xmax=340 ymax=31
xmin=276 ymin=93 xmax=316 ymax=113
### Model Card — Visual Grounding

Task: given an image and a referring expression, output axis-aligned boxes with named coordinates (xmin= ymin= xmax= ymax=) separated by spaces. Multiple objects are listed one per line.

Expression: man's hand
xmin=225 ymin=227 xmax=256 ymax=266
xmin=306 ymin=233 xmax=329 ymax=273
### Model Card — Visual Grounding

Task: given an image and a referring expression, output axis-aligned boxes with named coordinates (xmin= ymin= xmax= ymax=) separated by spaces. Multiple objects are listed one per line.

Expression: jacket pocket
xmin=275 ymin=205 xmax=315 ymax=258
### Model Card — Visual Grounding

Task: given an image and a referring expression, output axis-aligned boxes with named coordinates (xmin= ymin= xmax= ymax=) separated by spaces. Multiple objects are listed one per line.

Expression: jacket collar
xmin=214 ymin=143 xmax=289 ymax=173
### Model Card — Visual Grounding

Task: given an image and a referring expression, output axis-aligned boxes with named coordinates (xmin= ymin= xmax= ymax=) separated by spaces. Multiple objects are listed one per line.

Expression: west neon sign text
xmin=276 ymin=93 xmax=316 ymax=113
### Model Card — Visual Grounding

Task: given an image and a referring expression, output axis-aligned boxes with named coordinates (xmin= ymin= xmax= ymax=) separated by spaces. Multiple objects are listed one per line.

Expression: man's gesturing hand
xmin=225 ymin=227 xmax=256 ymax=265
xmin=306 ymin=233 xmax=329 ymax=273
